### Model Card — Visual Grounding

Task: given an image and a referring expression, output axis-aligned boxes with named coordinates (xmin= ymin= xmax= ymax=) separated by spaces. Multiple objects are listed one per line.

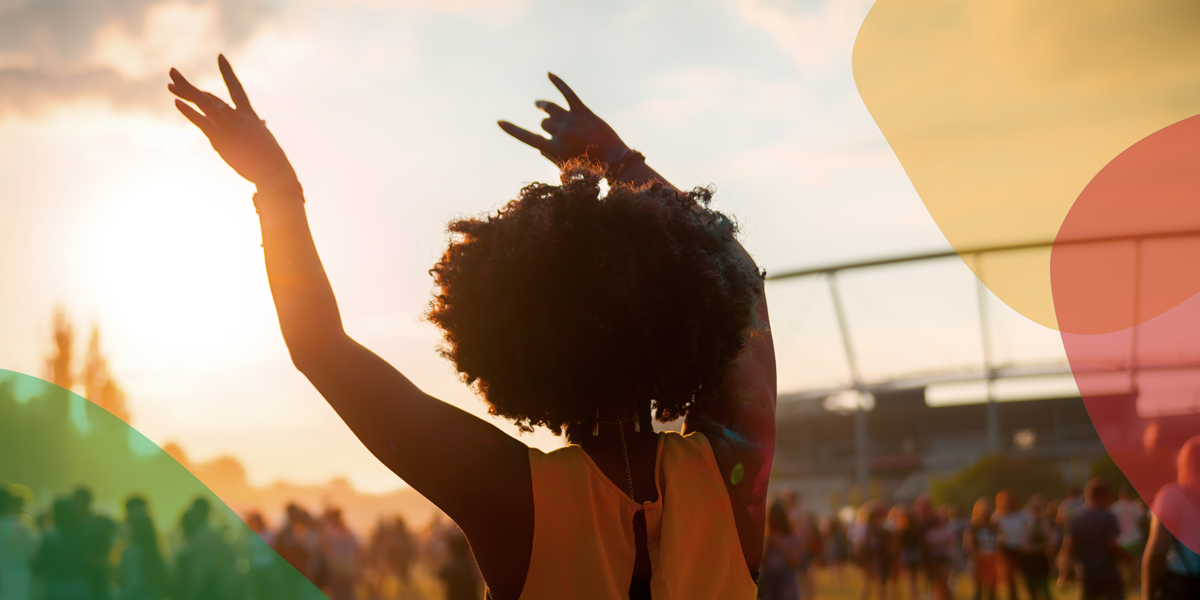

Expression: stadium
xmin=763 ymin=232 xmax=1200 ymax=511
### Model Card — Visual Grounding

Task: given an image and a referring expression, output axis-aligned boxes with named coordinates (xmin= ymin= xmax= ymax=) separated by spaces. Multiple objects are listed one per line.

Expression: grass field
xmin=365 ymin=561 xmax=1137 ymax=599
xmin=804 ymin=564 xmax=1133 ymax=600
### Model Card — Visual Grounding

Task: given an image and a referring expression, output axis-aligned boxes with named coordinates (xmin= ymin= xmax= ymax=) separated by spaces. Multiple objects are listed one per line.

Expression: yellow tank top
xmin=518 ymin=430 xmax=757 ymax=599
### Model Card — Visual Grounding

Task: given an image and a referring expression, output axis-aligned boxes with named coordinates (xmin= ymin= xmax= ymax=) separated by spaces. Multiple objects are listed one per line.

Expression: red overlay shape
xmin=1054 ymin=114 xmax=1200 ymax=552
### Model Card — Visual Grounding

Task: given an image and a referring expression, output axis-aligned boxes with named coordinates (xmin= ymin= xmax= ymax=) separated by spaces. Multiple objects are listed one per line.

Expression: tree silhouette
xmin=44 ymin=306 xmax=74 ymax=390
xmin=42 ymin=308 xmax=131 ymax=423
xmin=82 ymin=324 xmax=130 ymax=423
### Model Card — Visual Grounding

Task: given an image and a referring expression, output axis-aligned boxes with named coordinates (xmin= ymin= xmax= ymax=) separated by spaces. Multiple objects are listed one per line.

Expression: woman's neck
xmin=564 ymin=402 xmax=655 ymax=446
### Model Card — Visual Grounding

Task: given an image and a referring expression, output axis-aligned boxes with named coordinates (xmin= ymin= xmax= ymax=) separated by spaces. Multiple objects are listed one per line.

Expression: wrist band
xmin=252 ymin=182 xmax=304 ymax=213
xmin=607 ymin=149 xmax=646 ymax=181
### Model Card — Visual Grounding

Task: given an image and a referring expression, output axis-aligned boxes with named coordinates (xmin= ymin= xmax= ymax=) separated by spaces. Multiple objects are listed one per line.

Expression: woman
xmin=964 ymin=498 xmax=999 ymax=600
xmin=759 ymin=501 xmax=802 ymax=600
xmin=168 ymin=56 xmax=774 ymax=599
xmin=1142 ymin=436 xmax=1200 ymax=600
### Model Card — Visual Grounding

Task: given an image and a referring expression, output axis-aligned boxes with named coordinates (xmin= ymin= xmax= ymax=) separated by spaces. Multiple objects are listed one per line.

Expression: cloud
xmin=0 ymin=0 xmax=537 ymax=118
xmin=0 ymin=0 xmax=276 ymax=117
xmin=737 ymin=0 xmax=874 ymax=75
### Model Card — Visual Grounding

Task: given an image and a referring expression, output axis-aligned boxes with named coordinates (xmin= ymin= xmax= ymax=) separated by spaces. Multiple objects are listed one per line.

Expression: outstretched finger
xmin=548 ymin=73 xmax=587 ymax=112
xmin=218 ymin=54 xmax=254 ymax=114
xmin=169 ymin=69 xmax=210 ymax=105
xmin=498 ymin=120 xmax=550 ymax=151
xmin=168 ymin=71 xmax=232 ymax=128
xmin=175 ymin=99 xmax=218 ymax=139
xmin=535 ymin=100 xmax=566 ymax=118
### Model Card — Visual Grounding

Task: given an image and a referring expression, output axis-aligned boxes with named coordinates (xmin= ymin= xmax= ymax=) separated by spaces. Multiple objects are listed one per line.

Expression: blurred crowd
xmin=5 ymin=476 xmax=1194 ymax=600
xmin=0 ymin=485 xmax=481 ymax=600
xmin=759 ymin=479 xmax=1165 ymax=600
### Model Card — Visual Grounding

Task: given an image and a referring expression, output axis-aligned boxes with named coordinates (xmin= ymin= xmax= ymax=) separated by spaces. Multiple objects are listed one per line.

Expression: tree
xmin=44 ymin=306 xmax=74 ymax=390
xmin=43 ymin=309 xmax=131 ymax=423
xmin=930 ymin=455 xmax=1066 ymax=513
xmin=81 ymin=325 xmax=130 ymax=423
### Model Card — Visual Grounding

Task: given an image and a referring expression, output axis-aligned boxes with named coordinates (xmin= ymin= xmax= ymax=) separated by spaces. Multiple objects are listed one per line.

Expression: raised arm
xmin=168 ymin=57 xmax=532 ymax=596
xmin=499 ymin=74 xmax=777 ymax=573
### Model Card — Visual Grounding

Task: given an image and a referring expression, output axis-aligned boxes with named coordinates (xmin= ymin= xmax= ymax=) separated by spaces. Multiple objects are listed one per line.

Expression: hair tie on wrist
xmin=252 ymin=181 xmax=305 ymax=213
xmin=607 ymin=149 xmax=646 ymax=181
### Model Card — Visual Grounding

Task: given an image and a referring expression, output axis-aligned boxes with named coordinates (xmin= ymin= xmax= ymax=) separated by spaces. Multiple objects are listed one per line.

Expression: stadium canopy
xmin=763 ymin=229 xmax=1200 ymax=488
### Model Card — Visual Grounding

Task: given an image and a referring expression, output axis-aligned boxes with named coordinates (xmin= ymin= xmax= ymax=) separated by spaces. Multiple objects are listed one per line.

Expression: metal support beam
xmin=828 ymin=272 xmax=869 ymax=490
xmin=975 ymin=255 xmax=1001 ymax=454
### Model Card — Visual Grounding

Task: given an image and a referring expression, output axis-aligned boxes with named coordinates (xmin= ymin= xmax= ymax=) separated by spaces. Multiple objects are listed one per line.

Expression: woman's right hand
xmin=169 ymin=55 xmax=298 ymax=189
xmin=498 ymin=73 xmax=629 ymax=166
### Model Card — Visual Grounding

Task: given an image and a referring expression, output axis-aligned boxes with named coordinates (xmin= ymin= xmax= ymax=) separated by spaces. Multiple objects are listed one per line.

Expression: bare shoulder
xmin=682 ymin=294 xmax=777 ymax=573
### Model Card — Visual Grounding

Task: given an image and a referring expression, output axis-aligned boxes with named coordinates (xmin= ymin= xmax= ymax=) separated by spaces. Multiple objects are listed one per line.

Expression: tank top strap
xmin=650 ymin=431 xmax=758 ymax=599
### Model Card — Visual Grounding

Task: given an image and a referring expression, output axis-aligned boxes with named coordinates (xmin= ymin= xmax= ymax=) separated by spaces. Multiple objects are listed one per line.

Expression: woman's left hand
xmin=498 ymin=73 xmax=629 ymax=166
xmin=169 ymin=55 xmax=298 ymax=188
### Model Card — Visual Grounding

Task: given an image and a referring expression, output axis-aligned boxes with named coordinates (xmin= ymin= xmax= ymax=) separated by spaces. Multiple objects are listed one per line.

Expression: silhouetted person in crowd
xmin=798 ymin=509 xmax=821 ymax=600
xmin=276 ymin=504 xmax=325 ymax=599
xmin=893 ymin=505 xmax=923 ymax=600
xmin=910 ymin=495 xmax=935 ymax=593
xmin=947 ymin=505 xmax=969 ymax=592
xmin=245 ymin=512 xmax=281 ymax=600
xmin=175 ymin=498 xmax=223 ymax=600
xmin=170 ymin=54 xmax=773 ymax=599
xmin=1111 ymin=485 xmax=1145 ymax=587
xmin=925 ymin=510 xmax=955 ymax=600
xmin=856 ymin=501 xmax=892 ymax=600
xmin=34 ymin=498 xmax=90 ymax=600
xmin=965 ymin=498 xmax=999 ymax=600
xmin=1143 ymin=435 xmax=1200 ymax=600
xmin=320 ymin=508 xmax=358 ymax=600
xmin=363 ymin=515 xmax=416 ymax=598
xmin=276 ymin=504 xmax=309 ymax=578
xmin=117 ymin=497 xmax=166 ymax=600
xmin=0 ymin=487 xmax=37 ymax=600
xmin=822 ymin=511 xmax=850 ymax=587
xmin=1059 ymin=478 xmax=1126 ymax=600
xmin=276 ymin=504 xmax=324 ymax=592
xmin=385 ymin=517 xmax=415 ymax=588
xmin=437 ymin=528 xmax=479 ymax=600
xmin=1059 ymin=485 xmax=1085 ymax=524
xmin=759 ymin=500 xmax=802 ymax=600
xmin=1021 ymin=494 xmax=1053 ymax=600
xmin=992 ymin=490 xmax=1023 ymax=600
xmin=72 ymin=487 xmax=116 ymax=600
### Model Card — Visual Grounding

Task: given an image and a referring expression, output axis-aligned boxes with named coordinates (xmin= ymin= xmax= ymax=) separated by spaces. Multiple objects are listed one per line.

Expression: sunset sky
xmin=0 ymin=0 xmax=1070 ymax=493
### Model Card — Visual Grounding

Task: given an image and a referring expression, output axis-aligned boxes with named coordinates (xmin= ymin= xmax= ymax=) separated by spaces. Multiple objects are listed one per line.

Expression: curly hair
xmin=426 ymin=159 xmax=762 ymax=434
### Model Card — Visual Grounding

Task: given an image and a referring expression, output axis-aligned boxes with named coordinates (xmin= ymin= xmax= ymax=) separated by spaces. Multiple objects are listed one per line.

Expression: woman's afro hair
xmin=427 ymin=159 xmax=763 ymax=435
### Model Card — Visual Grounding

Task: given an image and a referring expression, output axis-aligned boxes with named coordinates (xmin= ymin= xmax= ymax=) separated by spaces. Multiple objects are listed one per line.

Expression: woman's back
xmin=519 ymin=431 xmax=756 ymax=599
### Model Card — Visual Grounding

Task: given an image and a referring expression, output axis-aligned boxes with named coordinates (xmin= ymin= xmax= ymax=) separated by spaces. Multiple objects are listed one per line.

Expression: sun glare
xmin=83 ymin=174 xmax=277 ymax=371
